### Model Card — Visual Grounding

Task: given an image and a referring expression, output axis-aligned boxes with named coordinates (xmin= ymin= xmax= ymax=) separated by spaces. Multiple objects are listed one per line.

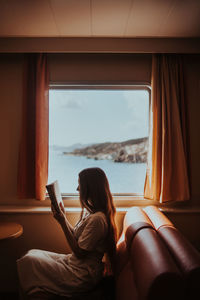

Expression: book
xmin=46 ymin=180 xmax=64 ymax=213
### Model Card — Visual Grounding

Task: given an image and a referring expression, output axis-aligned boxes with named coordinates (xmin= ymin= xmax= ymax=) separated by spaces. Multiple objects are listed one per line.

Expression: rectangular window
xmin=48 ymin=85 xmax=150 ymax=196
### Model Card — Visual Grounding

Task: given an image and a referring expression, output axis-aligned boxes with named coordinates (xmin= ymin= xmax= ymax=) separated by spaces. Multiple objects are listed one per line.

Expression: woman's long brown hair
xmin=78 ymin=167 xmax=117 ymax=274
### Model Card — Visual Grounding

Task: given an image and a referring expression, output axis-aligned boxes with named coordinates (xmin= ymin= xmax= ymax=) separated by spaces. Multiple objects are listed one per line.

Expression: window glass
xmin=48 ymin=87 xmax=149 ymax=195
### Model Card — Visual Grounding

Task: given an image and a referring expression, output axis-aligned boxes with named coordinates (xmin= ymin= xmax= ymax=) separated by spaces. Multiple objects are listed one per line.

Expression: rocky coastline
xmin=63 ymin=137 xmax=148 ymax=163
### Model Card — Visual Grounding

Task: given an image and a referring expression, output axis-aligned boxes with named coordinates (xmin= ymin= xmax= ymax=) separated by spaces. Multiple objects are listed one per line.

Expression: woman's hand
xmin=51 ymin=202 xmax=66 ymax=225
xmin=51 ymin=203 xmax=86 ymax=258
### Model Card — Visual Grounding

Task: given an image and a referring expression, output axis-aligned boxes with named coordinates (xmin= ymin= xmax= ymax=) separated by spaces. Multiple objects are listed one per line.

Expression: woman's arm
xmin=51 ymin=203 xmax=88 ymax=259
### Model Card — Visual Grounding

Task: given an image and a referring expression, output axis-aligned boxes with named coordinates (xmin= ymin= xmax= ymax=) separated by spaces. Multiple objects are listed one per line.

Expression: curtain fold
xmin=18 ymin=54 xmax=49 ymax=200
xmin=144 ymin=54 xmax=190 ymax=203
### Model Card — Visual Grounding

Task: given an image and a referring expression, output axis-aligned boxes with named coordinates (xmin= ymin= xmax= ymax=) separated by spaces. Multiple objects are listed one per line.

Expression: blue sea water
xmin=48 ymin=150 xmax=146 ymax=194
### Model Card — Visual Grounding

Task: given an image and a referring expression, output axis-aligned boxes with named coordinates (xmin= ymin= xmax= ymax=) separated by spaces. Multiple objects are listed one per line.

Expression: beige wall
xmin=1 ymin=53 xmax=200 ymax=205
xmin=0 ymin=53 xmax=152 ymax=206
xmin=0 ymin=54 xmax=23 ymax=205
xmin=0 ymin=53 xmax=200 ymax=293
xmin=183 ymin=55 xmax=200 ymax=204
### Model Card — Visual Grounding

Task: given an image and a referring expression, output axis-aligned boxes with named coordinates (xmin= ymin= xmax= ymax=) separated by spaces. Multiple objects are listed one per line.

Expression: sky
xmin=49 ymin=89 xmax=149 ymax=147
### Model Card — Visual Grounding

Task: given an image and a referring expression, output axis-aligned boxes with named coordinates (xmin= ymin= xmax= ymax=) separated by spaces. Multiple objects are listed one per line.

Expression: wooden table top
xmin=0 ymin=222 xmax=23 ymax=241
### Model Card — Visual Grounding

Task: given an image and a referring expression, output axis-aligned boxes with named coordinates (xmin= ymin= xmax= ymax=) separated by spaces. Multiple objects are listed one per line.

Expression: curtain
xmin=144 ymin=54 xmax=190 ymax=203
xmin=18 ymin=54 xmax=49 ymax=200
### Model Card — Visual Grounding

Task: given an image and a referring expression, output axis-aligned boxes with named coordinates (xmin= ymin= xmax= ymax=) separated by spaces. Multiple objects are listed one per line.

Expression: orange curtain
xmin=144 ymin=54 xmax=190 ymax=203
xmin=18 ymin=54 xmax=49 ymax=200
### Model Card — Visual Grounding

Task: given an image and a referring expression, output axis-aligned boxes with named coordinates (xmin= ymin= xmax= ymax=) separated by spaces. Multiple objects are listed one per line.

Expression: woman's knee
xmin=22 ymin=249 xmax=42 ymax=261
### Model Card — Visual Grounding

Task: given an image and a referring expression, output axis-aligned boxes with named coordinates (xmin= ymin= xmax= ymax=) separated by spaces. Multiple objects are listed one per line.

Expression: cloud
xmin=50 ymin=90 xmax=88 ymax=110
xmin=62 ymin=97 xmax=82 ymax=109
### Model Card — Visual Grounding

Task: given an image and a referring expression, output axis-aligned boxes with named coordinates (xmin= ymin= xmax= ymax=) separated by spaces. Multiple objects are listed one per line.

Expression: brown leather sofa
xmin=115 ymin=206 xmax=200 ymax=300
xmin=29 ymin=206 xmax=200 ymax=300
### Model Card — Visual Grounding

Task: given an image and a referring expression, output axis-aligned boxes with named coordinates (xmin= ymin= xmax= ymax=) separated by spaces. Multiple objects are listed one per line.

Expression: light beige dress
xmin=17 ymin=211 xmax=108 ymax=297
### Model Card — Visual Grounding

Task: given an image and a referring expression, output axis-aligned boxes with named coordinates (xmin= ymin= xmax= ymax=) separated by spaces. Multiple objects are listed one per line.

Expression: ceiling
xmin=0 ymin=0 xmax=200 ymax=38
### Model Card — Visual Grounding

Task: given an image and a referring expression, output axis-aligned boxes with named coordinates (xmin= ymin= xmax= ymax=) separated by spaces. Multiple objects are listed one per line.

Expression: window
xmin=48 ymin=85 xmax=150 ymax=197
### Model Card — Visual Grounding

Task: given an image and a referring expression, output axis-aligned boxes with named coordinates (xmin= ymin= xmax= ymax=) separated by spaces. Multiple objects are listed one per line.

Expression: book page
xmin=46 ymin=180 xmax=64 ymax=213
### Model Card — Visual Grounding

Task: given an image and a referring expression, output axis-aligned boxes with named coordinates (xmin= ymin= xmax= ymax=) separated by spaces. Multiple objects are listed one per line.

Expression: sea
xmin=48 ymin=149 xmax=146 ymax=194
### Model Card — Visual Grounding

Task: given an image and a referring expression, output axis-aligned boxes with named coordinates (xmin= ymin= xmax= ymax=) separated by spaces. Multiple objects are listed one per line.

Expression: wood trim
xmin=0 ymin=37 xmax=200 ymax=53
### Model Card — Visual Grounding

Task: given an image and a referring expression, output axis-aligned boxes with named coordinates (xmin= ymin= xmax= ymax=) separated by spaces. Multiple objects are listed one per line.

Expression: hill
xmin=63 ymin=137 xmax=148 ymax=163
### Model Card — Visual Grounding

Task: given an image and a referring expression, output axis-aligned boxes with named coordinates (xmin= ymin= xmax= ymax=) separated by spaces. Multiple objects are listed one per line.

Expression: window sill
xmin=0 ymin=205 xmax=81 ymax=214
xmin=49 ymin=194 xmax=162 ymax=208
xmin=0 ymin=204 xmax=200 ymax=214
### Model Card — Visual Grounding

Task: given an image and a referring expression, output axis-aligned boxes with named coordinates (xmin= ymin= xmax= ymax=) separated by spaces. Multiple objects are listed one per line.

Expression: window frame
xmin=48 ymin=83 xmax=151 ymax=206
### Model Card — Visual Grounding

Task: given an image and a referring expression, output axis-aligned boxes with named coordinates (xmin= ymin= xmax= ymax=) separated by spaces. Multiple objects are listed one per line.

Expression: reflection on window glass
xmin=48 ymin=88 xmax=149 ymax=194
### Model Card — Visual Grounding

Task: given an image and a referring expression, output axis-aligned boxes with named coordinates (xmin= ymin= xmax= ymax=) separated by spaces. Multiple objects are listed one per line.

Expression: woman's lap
xmin=17 ymin=249 xmax=81 ymax=297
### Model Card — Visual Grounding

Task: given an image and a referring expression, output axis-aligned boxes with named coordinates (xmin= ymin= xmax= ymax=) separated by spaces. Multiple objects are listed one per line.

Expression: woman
xmin=17 ymin=167 xmax=117 ymax=299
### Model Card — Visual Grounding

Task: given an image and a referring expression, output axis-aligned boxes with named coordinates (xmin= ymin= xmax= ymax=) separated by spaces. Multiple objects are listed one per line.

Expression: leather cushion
xmin=130 ymin=227 xmax=183 ymax=300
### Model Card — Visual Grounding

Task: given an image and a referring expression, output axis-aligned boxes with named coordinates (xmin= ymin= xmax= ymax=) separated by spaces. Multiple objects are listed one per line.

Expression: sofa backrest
xmin=127 ymin=223 xmax=183 ymax=300
xmin=116 ymin=207 xmax=184 ymax=300
xmin=144 ymin=206 xmax=200 ymax=299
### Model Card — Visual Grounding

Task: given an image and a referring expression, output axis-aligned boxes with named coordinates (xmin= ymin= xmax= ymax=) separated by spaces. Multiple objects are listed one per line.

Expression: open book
xmin=46 ymin=180 xmax=64 ymax=213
